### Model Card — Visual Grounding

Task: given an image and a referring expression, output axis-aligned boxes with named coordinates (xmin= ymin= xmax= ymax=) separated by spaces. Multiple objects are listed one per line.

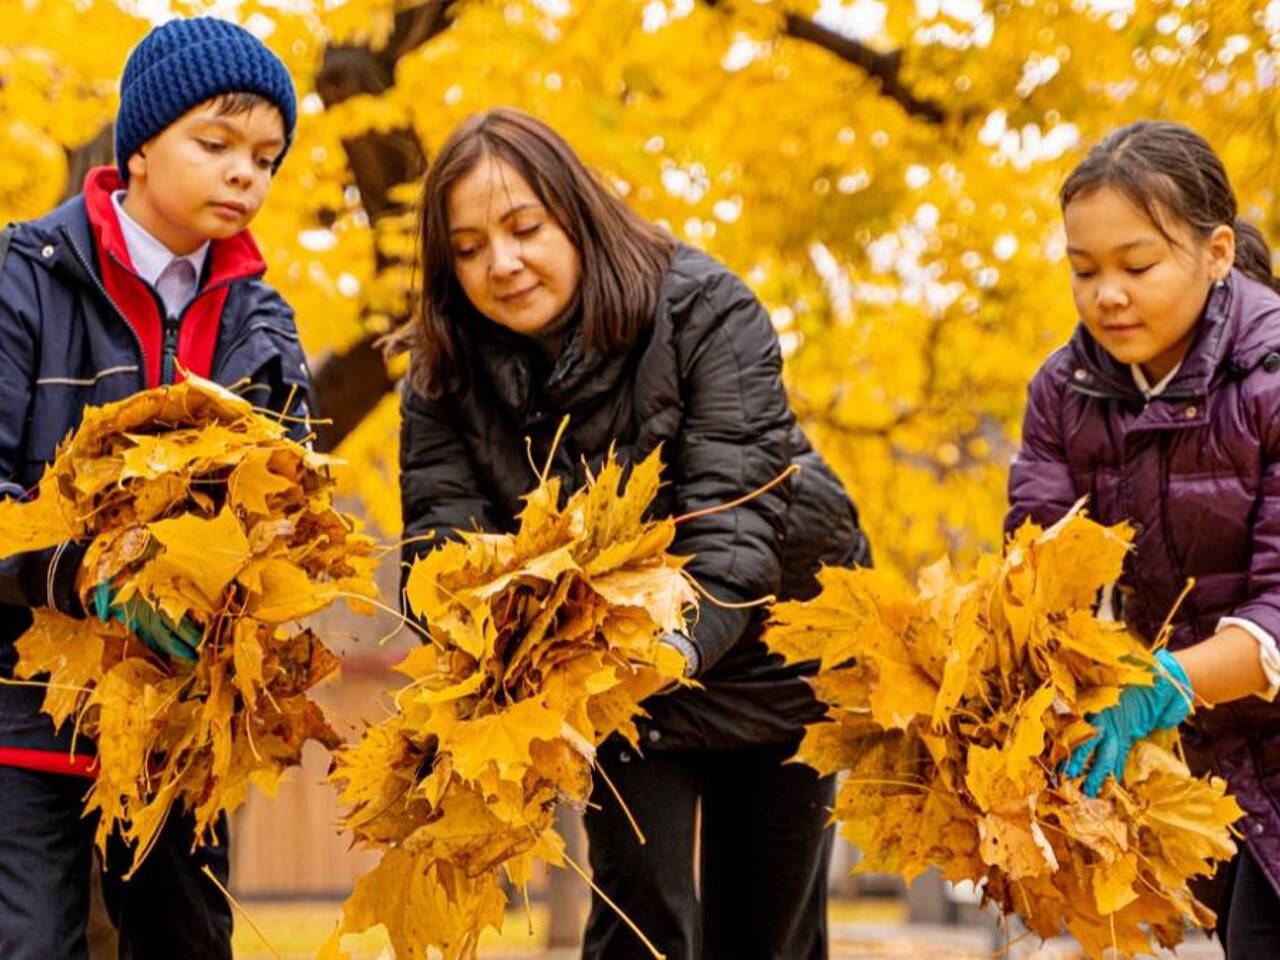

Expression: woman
xmin=395 ymin=107 xmax=869 ymax=959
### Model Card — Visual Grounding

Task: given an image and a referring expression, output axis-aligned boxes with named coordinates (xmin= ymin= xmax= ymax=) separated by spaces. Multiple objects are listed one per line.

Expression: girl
xmin=1007 ymin=120 xmax=1280 ymax=954
xmin=393 ymin=107 xmax=870 ymax=959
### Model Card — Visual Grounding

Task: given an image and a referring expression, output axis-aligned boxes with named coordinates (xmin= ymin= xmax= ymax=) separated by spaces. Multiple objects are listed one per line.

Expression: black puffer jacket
xmin=399 ymin=245 xmax=869 ymax=749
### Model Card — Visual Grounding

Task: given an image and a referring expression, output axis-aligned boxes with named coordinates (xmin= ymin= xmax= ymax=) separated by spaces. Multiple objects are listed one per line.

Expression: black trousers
xmin=1219 ymin=845 xmax=1280 ymax=957
xmin=0 ymin=764 xmax=232 ymax=960
xmin=582 ymin=738 xmax=836 ymax=960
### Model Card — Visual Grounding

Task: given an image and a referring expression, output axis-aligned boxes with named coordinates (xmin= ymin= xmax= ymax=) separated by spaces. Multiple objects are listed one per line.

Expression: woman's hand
xmin=660 ymin=632 xmax=700 ymax=678
xmin=1065 ymin=648 xmax=1193 ymax=796
xmin=626 ymin=633 xmax=700 ymax=703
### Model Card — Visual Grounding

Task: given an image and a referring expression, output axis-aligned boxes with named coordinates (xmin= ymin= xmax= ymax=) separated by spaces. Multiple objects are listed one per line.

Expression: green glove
xmin=1064 ymin=648 xmax=1193 ymax=797
xmin=93 ymin=582 xmax=202 ymax=663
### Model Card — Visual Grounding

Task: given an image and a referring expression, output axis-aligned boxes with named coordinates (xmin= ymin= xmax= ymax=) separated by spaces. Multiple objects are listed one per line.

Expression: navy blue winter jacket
xmin=0 ymin=184 xmax=312 ymax=759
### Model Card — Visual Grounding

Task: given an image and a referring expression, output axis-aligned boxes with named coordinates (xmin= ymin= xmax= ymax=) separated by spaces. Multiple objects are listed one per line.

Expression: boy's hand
xmin=93 ymin=581 xmax=202 ymax=663
xmin=1064 ymin=648 xmax=1193 ymax=796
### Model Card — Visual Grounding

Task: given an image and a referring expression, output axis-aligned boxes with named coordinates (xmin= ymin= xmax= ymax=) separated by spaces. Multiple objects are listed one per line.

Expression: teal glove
xmin=93 ymin=582 xmax=202 ymax=663
xmin=1065 ymin=648 xmax=1192 ymax=796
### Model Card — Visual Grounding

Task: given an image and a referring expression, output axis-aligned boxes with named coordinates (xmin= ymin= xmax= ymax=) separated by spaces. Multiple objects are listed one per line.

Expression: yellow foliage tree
xmin=5 ymin=0 xmax=1280 ymax=575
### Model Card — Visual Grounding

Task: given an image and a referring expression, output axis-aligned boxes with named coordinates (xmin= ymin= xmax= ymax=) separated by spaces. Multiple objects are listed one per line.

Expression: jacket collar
xmin=81 ymin=166 xmax=267 ymax=289
xmin=109 ymin=189 xmax=208 ymax=290
xmin=473 ymin=311 xmax=635 ymax=427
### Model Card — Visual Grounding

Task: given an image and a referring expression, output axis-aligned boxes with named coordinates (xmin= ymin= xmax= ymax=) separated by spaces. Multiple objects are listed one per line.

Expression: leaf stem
xmin=594 ymin=754 xmax=645 ymax=846
xmin=201 ymin=864 xmax=282 ymax=959
xmin=673 ymin=464 xmax=799 ymax=525
xmin=561 ymin=849 xmax=665 ymax=960
xmin=687 ymin=575 xmax=775 ymax=611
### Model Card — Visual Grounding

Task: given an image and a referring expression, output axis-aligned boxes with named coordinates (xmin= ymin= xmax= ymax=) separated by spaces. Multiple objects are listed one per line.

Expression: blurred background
xmin=7 ymin=0 xmax=1276 ymax=955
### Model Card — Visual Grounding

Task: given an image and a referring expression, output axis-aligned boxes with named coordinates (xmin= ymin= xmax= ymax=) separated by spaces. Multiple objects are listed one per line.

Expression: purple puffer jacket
xmin=1007 ymin=269 xmax=1280 ymax=903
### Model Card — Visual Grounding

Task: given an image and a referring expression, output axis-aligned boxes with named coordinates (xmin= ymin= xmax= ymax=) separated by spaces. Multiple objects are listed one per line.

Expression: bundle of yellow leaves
xmin=0 ymin=375 xmax=378 ymax=874
xmin=323 ymin=447 xmax=695 ymax=960
xmin=765 ymin=506 xmax=1242 ymax=960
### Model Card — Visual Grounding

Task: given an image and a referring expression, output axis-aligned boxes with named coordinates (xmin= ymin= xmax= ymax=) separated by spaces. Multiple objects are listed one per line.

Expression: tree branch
xmin=310 ymin=333 xmax=397 ymax=451
xmin=59 ymin=125 xmax=114 ymax=203
xmin=780 ymin=13 xmax=946 ymax=124
xmin=701 ymin=0 xmax=946 ymax=123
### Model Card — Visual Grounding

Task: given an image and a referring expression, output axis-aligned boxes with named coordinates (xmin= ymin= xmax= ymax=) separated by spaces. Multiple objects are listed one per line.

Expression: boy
xmin=0 ymin=17 xmax=309 ymax=959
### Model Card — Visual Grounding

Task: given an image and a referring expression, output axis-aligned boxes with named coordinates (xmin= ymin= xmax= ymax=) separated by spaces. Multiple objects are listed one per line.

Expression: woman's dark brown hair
xmin=1060 ymin=120 xmax=1280 ymax=294
xmin=395 ymin=107 xmax=676 ymax=397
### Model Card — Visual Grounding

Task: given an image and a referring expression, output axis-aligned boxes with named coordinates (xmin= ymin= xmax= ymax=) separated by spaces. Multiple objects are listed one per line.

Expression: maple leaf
xmin=0 ymin=375 xmax=379 ymax=874
xmin=765 ymin=508 xmax=1242 ymax=960
xmin=328 ymin=445 xmax=698 ymax=958
xmin=318 ymin=848 xmax=508 ymax=960
xmin=437 ymin=695 xmax=565 ymax=780
xmin=13 ymin=607 xmax=110 ymax=732
xmin=0 ymin=471 xmax=82 ymax=552
xmin=228 ymin=447 xmax=298 ymax=515
xmin=147 ymin=506 xmax=251 ymax=610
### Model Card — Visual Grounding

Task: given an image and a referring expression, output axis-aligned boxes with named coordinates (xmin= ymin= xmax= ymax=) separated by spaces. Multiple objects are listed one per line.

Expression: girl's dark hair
xmin=1060 ymin=120 xmax=1280 ymax=294
xmin=394 ymin=107 xmax=676 ymax=397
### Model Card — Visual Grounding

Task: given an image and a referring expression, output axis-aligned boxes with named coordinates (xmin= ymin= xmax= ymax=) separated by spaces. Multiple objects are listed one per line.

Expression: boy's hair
xmin=395 ymin=107 xmax=676 ymax=398
xmin=211 ymin=91 xmax=273 ymax=117
xmin=1060 ymin=121 xmax=1280 ymax=294
xmin=115 ymin=17 xmax=297 ymax=181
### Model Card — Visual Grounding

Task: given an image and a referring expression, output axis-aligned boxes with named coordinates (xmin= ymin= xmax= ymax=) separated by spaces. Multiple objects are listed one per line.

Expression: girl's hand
xmin=1065 ymin=648 xmax=1193 ymax=796
xmin=1172 ymin=624 xmax=1274 ymax=705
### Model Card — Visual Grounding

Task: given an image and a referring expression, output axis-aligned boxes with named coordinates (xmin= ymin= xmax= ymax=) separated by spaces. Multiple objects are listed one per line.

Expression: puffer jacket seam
xmin=692 ymin=284 xmax=748 ymax=580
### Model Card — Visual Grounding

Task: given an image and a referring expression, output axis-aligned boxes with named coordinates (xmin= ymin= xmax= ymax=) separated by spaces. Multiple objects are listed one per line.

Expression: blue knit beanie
xmin=115 ymin=17 xmax=297 ymax=181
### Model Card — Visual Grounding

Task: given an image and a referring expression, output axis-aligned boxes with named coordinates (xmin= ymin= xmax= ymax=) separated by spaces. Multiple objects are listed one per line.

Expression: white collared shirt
xmin=111 ymin=191 xmax=208 ymax=319
xmin=1130 ymin=361 xmax=1181 ymax=398
xmin=1127 ymin=362 xmax=1280 ymax=700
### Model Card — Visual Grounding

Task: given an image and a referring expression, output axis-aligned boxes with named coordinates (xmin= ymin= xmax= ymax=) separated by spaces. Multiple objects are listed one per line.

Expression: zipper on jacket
xmin=60 ymin=226 xmax=260 ymax=386
xmin=161 ymin=316 xmax=180 ymax=384
xmin=176 ymin=277 xmax=255 ymax=376
xmin=119 ymin=255 xmax=234 ymax=386
xmin=109 ymin=250 xmax=181 ymax=385
xmin=1066 ymin=379 xmax=1200 ymax=404
xmin=59 ymin=227 xmax=148 ymax=377
xmin=1156 ymin=432 xmax=1202 ymax=633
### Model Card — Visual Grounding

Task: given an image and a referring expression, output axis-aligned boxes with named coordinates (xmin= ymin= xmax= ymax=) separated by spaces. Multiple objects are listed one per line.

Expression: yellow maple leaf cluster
xmin=765 ymin=506 xmax=1242 ymax=960
xmin=0 ymin=375 xmax=379 ymax=874
xmin=323 ymin=446 xmax=695 ymax=960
